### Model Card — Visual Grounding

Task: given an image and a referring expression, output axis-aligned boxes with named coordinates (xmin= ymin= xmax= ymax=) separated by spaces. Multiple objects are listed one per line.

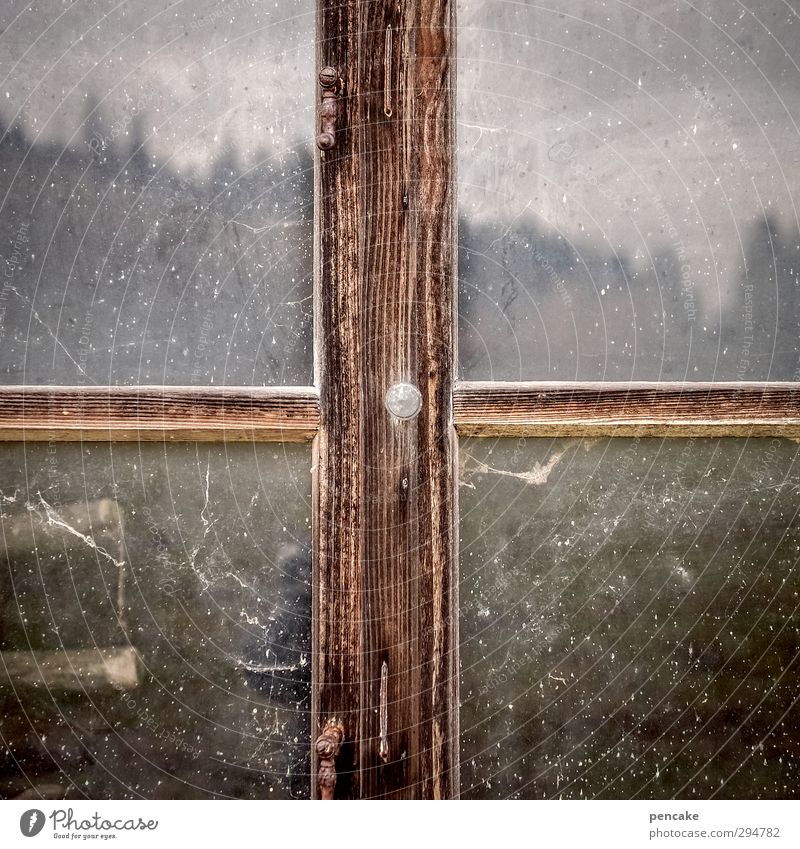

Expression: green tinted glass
xmin=460 ymin=437 xmax=800 ymax=798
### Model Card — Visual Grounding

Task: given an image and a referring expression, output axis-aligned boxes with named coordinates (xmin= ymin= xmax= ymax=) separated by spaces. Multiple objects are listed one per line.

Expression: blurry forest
xmin=459 ymin=212 xmax=800 ymax=381
xmin=0 ymin=109 xmax=314 ymax=385
xmin=2 ymin=109 xmax=798 ymax=385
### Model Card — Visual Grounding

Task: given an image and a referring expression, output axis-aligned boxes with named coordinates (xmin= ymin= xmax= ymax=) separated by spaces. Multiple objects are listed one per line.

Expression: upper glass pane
xmin=458 ymin=0 xmax=800 ymax=381
xmin=0 ymin=0 xmax=313 ymax=385
xmin=0 ymin=442 xmax=311 ymax=799
xmin=460 ymin=437 xmax=800 ymax=798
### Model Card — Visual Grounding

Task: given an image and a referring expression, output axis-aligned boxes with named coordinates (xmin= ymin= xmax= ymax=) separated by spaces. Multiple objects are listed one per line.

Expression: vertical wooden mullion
xmin=313 ymin=0 xmax=360 ymax=800
xmin=313 ymin=0 xmax=457 ymax=799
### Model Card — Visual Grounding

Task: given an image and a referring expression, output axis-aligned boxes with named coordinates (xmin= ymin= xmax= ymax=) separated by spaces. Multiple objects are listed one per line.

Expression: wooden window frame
xmin=0 ymin=0 xmax=798 ymax=801
xmin=3 ymin=382 xmax=796 ymax=443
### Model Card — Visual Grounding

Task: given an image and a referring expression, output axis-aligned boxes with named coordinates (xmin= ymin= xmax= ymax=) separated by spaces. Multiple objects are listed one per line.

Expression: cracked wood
xmin=313 ymin=0 xmax=458 ymax=799
xmin=0 ymin=386 xmax=319 ymax=442
xmin=454 ymin=382 xmax=800 ymax=437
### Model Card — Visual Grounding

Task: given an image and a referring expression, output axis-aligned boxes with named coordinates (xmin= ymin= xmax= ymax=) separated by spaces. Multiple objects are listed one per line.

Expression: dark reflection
xmin=0 ymin=443 xmax=311 ymax=799
xmin=242 ymin=542 xmax=312 ymax=798
xmin=460 ymin=438 xmax=800 ymax=799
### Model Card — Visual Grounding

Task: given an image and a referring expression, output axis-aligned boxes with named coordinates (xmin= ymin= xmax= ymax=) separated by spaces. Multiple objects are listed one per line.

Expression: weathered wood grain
xmin=313 ymin=0 xmax=458 ymax=799
xmin=454 ymin=382 xmax=800 ymax=437
xmin=0 ymin=386 xmax=319 ymax=442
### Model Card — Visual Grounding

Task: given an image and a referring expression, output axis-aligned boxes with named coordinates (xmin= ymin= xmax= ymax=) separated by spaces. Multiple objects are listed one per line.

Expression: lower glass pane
xmin=0 ymin=443 xmax=311 ymax=799
xmin=460 ymin=437 xmax=800 ymax=799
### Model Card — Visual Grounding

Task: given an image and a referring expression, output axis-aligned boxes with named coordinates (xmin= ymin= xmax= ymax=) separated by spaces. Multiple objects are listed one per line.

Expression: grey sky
xmin=0 ymin=0 xmax=314 ymax=173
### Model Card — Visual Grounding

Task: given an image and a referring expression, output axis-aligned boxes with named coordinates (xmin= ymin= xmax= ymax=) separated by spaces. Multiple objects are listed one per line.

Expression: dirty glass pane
xmin=0 ymin=443 xmax=311 ymax=799
xmin=458 ymin=1 xmax=800 ymax=380
xmin=460 ymin=437 xmax=800 ymax=798
xmin=0 ymin=0 xmax=313 ymax=385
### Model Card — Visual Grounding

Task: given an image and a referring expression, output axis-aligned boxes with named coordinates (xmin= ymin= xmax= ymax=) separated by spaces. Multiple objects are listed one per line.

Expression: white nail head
xmin=385 ymin=382 xmax=422 ymax=420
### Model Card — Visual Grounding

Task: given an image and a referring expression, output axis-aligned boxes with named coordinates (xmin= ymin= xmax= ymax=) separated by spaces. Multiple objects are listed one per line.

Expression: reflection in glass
xmin=0 ymin=443 xmax=311 ymax=799
xmin=460 ymin=437 xmax=800 ymax=798
xmin=458 ymin=0 xmax=800 ymax=380
xmin=0 ymin=0 xmax=314 ymax=384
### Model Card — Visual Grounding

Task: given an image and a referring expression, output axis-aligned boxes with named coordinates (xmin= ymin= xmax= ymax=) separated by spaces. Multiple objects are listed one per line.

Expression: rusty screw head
xmin=319 ymin=66 xmax=338 ymax=89
xmin=315 ymin=719 xmax=343 ymax=758
xmin=317 ymin=132 xmax=336 ymax=151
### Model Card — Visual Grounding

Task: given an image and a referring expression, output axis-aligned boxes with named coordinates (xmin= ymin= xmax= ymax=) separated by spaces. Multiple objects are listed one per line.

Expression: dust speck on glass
xmin=459 ymin=437 xmax=800 ymax=799
xmin=0 ymin=0 xmax=314 ymax=385
xmin=0 ymin=443 xmax=311 ymax=799
xmin=458 ymin=0 xmax=800 ymax=380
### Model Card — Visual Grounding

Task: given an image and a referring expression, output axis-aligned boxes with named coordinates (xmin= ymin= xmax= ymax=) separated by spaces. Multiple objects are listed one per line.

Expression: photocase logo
xmin=19 ymin=809 xmax=45 ymax=837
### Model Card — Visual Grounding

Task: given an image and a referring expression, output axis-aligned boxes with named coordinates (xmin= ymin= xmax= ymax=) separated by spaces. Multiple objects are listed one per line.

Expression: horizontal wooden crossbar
xmin=453 ymin=381 xmax=800 ymax=438
xmin=0 ymin=386 xmax=320 ymax=442
xmin=0 ymin=383 xmax=796 ymax=442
